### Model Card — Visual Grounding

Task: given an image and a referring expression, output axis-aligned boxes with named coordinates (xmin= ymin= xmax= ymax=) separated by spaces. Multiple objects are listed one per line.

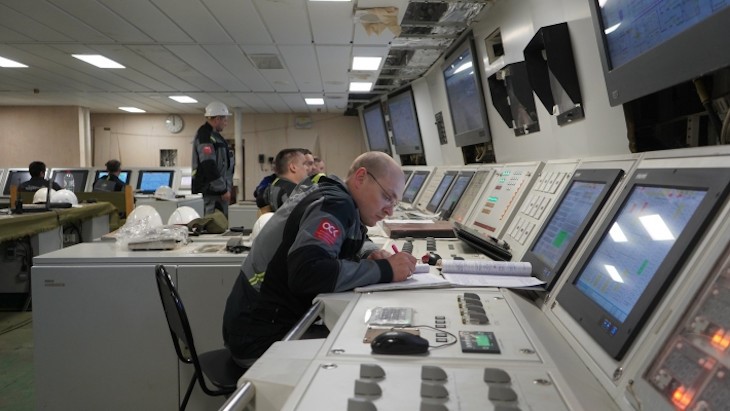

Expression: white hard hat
xmin=153 ymin=185 xmax=176 ymax=201
xmin=243 ymin=212 xmax=274 ymax=247
xmin=51 ymin=189 xmax=78 ymax=205
xmin=167 ymin=206 xmax=201 ymax=225
xmin=33 ymin=187 xmax=56 ymax=204
xmin=205 ymin=101 xmax=230 ymax=117
xmin=126 ymin=205 xmax=163 ymax=227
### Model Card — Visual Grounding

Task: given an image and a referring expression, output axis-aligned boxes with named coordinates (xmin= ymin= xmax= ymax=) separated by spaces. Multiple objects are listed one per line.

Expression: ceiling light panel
xmin=72 ymin=54 xmax=125 ymax=68
xmin=352 ymin=56 xmax=382 ymax=71
xmin=118 ymin=106 xmax=145 ymax=113
xmin=169 ymin=95 xmax=197 ymax=103
xmin=349 ymin=81 xmax=373 ymax=92
xmin=0 ymin=56 xmax=28 ymax=67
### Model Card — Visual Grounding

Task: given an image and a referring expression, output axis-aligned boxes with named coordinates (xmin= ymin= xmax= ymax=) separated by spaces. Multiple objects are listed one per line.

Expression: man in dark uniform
xmin=92 ymin=159 xmax=125 ymax=192
xmin=256 ymin=148 xmax=310 ymax=213
xmin=18 ymin=161 xmax=61 ymax=192
xmin=192 ymin=101 xmax=235 ymax=217
xmin=223 ymin=151 xmax=416 ymax=365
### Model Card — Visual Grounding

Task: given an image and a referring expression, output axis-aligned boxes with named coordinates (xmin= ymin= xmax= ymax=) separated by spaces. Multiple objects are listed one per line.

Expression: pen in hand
xmin=391 ymin=244 xmax=399 ymax=254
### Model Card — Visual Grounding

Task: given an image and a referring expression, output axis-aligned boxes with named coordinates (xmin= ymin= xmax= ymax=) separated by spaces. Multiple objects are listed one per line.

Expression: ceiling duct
xmin=248 ymin=54 xmax=285 ymax=70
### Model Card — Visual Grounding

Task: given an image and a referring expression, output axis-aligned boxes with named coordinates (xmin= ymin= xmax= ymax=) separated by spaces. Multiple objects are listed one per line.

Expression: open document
xmin=354 ymin=260 xmax=545 ymax=292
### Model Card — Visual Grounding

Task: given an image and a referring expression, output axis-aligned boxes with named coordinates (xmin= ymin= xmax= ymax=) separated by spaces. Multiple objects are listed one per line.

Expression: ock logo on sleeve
xmin=202 ymin=145 xmax=214 ymax=155
xmin=314 ymin=219 xmax=340 ymax=246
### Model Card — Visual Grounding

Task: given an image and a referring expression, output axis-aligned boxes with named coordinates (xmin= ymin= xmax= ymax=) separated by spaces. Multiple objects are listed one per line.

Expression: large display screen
xmin=525 ymin=169 xmax=623 ymax=290
xmin=401 ymin=170 xmax=430 ymax=205
xmin=438 ymin=171 xmax=475 ymax=218
xmin=51 ymin=169 xmax=89 ymax=193
xmin=362 ymin=101 xmax=391 ymax=155
xmin=557 ymin=167 xmax=730 ymax=360
xmin=386 ymin=88 xmax=423 ymax=155
xmin=442 ymin=35 xmax=491 ymax=147
xmin=588 ymin=0 xmax=730 ymax=105
xmin=95 ymin=170 xmax=131 ymax=185
xmin=425 ymin=172 xmax=456 ymax=213
xmin=3 ymin=170 xmax=32 ymax=195
xmin=137 ymin=170 xmax=174 ymax=194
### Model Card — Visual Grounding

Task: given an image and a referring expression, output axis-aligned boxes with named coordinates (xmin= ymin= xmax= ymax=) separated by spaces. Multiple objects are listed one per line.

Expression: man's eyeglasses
xmin=366 ymin=170 xmax=398 ymax=207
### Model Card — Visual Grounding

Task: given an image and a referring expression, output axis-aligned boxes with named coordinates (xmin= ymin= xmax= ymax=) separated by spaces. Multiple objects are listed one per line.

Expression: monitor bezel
xmin=425 ymin=171 xmax=458 ymax=213
xmin=136 ymin=169 xmax=175 ymax=194
xmin=401 ymin=170 xmax=430 ymax=205
xmin=95 ymin=169 xmax=132 ymax=185
xmin=556 ymin=167 xmax=730 ymax=360
xmin=438 ymin=171 xmax=476 ymax=216
xmin=523 ymin=168 xmax=624 ymax=291
xmin=386 ymin=87 xmax=424 ymax=156
xmin=362 ymin=100 xmax=392 ymax=155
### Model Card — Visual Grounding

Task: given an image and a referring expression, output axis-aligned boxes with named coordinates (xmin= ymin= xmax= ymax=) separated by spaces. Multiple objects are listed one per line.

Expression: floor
xmin=0 ymin=311 xmax=34 ymax=411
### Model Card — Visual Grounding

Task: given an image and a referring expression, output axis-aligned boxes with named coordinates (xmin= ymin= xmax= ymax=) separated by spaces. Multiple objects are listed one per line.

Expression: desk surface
xmin=0 ymin=202 xmax=116 ymax=243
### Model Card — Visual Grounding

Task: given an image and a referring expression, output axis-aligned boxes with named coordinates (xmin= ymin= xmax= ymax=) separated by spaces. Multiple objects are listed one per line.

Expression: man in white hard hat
xmin=192 ymin=101 xmax=235 ymax=217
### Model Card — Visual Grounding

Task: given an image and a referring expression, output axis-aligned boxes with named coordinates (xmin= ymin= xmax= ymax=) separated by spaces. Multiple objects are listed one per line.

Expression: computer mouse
xmin=371 ymin=331 xmax=429 ymax=355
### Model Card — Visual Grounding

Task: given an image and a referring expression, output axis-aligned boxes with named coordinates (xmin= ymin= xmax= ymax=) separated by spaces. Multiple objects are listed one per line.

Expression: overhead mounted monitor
xmin=136 ymin=170 xmax=175 ymax=194
xmin=386 ymin=87 xmax=424 ymax=155
xmin=523 ymin=168 xmax=624 ymax=291
xmin=425 ymin=171 xmax=457 ymax=213
xmin=588 ymin=1 xmax=730 ymax=106
xmin=557 ymin=167 xmax=730 ymax=360
xmin=95 ymin=170 xmax=131 ymax=185
xmin=438 ymin=171 xmax=475 ymax=218
xmin=362 ymin=101 xmax=391 ymax=155
xmin=401 ymin=170 xmax=430 ymax=205
xmin=50 ymin=168 xmax=89 ymax=193
xmin=3 ymin=169 xmax=32 ymax=195
xmin=442 ymin=34 xmax=491 ymax=147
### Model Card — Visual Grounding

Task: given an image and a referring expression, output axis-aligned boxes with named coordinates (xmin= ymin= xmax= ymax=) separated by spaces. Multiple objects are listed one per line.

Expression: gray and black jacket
xmin=191 ymin=122 xmax=234 ymax=196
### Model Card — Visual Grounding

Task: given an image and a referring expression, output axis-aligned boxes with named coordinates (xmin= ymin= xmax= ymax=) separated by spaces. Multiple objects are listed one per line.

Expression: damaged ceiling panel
xmin=349 ymin=0 xmax=492 ymax=107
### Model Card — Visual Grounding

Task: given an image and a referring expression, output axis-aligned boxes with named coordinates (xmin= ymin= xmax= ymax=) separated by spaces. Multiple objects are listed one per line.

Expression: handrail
xmin=283 ymin=300 xmax=324 ymax=341
xmin=218 ymin=381 xmax=255 ymax=411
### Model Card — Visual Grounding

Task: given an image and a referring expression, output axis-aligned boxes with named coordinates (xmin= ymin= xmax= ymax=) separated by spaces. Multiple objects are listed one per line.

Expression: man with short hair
xmin=300 ymin=149 xmax=316 ymax=177
xmin=192 ymin=101 xmax=235 ymax=217
xmin=92 ymin=159 xmax=125 ymax=192
xmin=256 ymin=148 xmax=310 ymax=213
xmin=313 ymin=156 xmax=326 ymax=174
xmin=18 ymin=161 xmax=61 ymax=192
xmin=223 ymin=151 xmax=416 ymax=364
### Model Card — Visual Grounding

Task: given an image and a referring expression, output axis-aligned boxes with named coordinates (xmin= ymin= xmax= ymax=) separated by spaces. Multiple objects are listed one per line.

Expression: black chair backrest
xmin=155 ymin=264 xmax=199 ymax=366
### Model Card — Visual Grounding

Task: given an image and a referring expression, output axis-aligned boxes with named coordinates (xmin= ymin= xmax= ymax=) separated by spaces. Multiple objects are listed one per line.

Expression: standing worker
xmin=192 ymin=101 xmax=235 ymax=217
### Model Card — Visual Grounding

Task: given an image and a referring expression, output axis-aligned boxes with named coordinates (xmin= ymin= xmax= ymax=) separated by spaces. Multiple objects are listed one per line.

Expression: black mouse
xmin=371 ymin=331 xmax=429 ymax=355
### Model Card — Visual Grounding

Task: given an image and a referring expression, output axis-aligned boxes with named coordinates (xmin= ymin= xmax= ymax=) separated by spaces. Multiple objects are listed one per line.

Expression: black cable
xmin=0 ymin=318 xmax=33 ymax=336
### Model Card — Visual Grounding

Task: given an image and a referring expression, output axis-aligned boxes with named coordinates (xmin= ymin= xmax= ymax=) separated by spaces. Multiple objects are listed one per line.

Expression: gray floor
xmin=0 ymin=311 xmax=34 ymax=411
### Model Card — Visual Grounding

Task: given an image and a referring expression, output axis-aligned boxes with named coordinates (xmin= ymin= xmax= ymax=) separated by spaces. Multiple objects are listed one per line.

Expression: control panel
xmin=448 ymin=168 xmax=495 ymax=225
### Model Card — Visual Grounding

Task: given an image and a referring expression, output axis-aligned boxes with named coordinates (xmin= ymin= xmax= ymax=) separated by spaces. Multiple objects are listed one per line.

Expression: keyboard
xmin=367 ymin=307 xmax=414 ymax=326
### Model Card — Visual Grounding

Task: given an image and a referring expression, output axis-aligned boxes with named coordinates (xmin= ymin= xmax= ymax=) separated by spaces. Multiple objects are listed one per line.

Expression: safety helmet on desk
xmin=242 ymin=212 xmax=274 ymax=248
xmin=33 ymin=187 xmax=56 ymax=204
xmin=126 ymin=205 xmax=163 ymax=227
xmin=153 ymin=185 xmax=176 ymax=201
xmin=204 ymin=101 xmax=230 ymax=117
xmin=168 ymin=206 xmax=200 ymax=225
xmin=51 ymin=189 xmax=78 ymax=205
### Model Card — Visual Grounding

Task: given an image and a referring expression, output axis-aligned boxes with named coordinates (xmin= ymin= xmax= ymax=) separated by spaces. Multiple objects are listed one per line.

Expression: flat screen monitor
xmin=3 ymin=169 xmax=32 ymax=195
xmin=523 ymin=169 xmax=624 ymax=291
xmin=386 ymin=88 xmax=424 ymax=155
xmin=438 ymin=171 xmax=475 ymax=218
xmin=588 ymin=0 xmax=730 ymax=106
xmin=362 ymin=101 xmax=391 ymax=155
xmin=95 ymin=170 xmax=131 ymax=185
xmin=403 ymin=169 xmax=413 ymax=186
xmin=136 ymin=170 xmax=175 ymax=194
xmin=556 ymin=167 xmax=730 ymax=360
xmin=442 ymin=35 xmax=491 ymax=147
xmin=401 ymin=170 xmax=430 ymax=205
xmin=426 ymin=171 xmax=457 ymax=213
xmin=50 ymin=169 xmax=89 ymax=193
xmin=179 ymin=175 xmax=192 ymax=190
xmin=449 ymin=170 xmax=491 ymax=224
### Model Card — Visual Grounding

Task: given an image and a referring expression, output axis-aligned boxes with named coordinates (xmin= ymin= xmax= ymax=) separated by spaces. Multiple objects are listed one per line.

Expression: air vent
xmin=248 ymin=54 xmax=284 ymax=70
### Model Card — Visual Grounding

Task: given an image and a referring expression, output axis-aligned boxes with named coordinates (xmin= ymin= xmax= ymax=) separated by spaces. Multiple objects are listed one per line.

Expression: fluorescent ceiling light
xmin=349 ymin=82 xmax=373 ymax=92
xmin=118 ymin=107 xmax=145 ymax=113
xmin=352 ymin=56 xmax=382 ymax=71
xmin=169 ymin=95 xmax=198 ymax=104
xmin=72 ymin=54 xmax=125 ymax=69
xmin=305 ymin=98 xmax=325 ymax=105
xmin=639 ymin=214 xmax=675 ymax=241
xmin=0 ymin=56 xmax=28 ymax=68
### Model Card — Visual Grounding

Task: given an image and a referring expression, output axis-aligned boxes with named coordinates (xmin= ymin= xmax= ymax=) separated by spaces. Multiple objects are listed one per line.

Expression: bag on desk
xmin=187 ymin=210 xmax=228 ymax=234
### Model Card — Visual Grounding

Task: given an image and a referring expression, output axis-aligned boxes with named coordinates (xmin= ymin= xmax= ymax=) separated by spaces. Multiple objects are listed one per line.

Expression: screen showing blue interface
xmin=600 ymin=0 xmax=730 ymax=69
xmin=138 ymin=171 xmax=173 ymax=192
xmin=97 ymin=171 xmax=129 ymax=184
xmin=439 ymin=174 xmax=472 ymax=213
xmin=402 ymin=172 xmax=427 ymax=204
xmin=575 ymin=185 xmax=706 ymax=322
xmin=532 ymin=181 xmax=606 ymax=270
xmin=428 ymin=174 xmax=455 ymax=210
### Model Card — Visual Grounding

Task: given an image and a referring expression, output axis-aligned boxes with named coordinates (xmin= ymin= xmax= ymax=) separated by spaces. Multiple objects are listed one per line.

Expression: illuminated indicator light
xmin=671 ymin=386 xmax=694 ymax=409
xmin=711 ymin=331 xmax=724 ymax=348
xmin=721 ymin=336 xmax=730 ymax=350
xmin=488 ymin=196 xmax=498 ymax=202
xmin=499 ymin=178 xmax=506 ymax=183
xmin=502 ymin=171 xmax=511 ymax=176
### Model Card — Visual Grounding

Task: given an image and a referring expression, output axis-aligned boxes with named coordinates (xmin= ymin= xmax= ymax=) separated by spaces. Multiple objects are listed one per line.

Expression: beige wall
xmin=0 ymin=106 xmax=81 ymax=168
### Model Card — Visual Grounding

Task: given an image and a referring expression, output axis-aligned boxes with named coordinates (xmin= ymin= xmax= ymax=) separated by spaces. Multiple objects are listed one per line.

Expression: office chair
xmin=154 ymin=264 xmax=246 ymax=411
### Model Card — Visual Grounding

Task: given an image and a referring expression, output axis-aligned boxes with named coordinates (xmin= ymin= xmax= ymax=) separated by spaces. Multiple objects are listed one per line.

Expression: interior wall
xmin=420 ymin=0 xmax=630 ymax=164
xmin=0 ymin=106 xmax=81 ymax=168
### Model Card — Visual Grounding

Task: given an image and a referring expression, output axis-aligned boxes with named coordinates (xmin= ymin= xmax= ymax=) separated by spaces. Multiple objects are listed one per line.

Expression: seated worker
xmin=256 ymin=148 xmax=310 ymax=213
xmin=92 ymin=159 xmax=125 ymax=192
xmin=313 ymin=156 xmax=326 ymax=174
xmin=222 ymin=151 xmax=417 ymax=365
xmin=18 ymin=161 xmax=61 ymax=192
